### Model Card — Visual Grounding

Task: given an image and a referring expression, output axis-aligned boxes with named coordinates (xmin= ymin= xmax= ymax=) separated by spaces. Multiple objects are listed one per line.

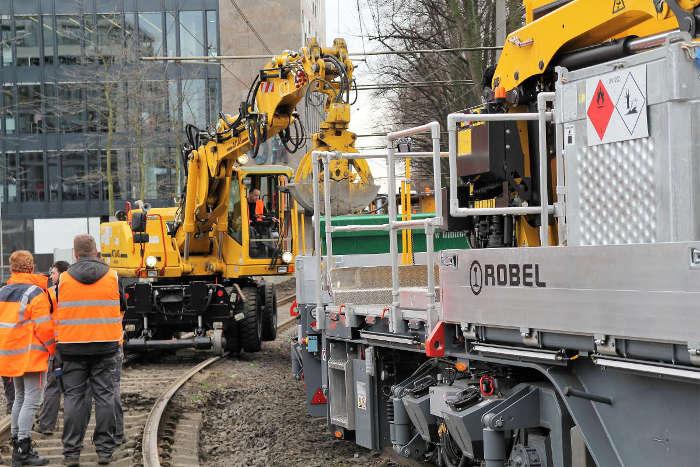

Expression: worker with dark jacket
xmin=54 ymin=235 xmax=122 ymax=466
xmin=0 ymin=250 xmax=55 ymax=466
xmin=35 ymin=260 xmax=69 ymax=435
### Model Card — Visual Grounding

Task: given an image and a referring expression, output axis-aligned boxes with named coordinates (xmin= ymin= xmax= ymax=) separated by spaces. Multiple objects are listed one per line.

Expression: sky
xmin=324 ymin=0 xmax=390 ymax=187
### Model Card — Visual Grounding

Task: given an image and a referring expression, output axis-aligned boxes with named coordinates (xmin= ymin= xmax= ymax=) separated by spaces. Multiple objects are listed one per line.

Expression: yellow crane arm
xmin=493 ymin=0 xmax=700 ymax=94
xmin=176 ymin=38 xmax=356 ymax=251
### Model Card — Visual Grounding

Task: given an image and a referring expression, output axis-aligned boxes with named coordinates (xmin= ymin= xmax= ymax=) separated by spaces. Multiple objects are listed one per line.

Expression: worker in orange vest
xmin=247 ymin=188 xmax=266 ymax=223
xmin=0 ymin=250 xmax=54 ymax=466
xmin=35 ymin=260 xmax=69 ymax=436
xmin=54 ymin=235 xmax=123 ymax=467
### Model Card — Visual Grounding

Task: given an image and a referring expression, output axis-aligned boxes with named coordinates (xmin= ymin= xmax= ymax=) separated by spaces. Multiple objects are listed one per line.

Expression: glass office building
xmin=0 ymin=0 xmax=221 ymax=270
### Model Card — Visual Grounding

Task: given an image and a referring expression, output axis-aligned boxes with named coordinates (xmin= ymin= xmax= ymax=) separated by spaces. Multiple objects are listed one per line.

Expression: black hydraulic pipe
xmin=557 ymin=37 xmax=632 ymax=70
xmin=564 ymin=386 xmax=614 ymax=405
xmin=125 ymin=336 xmax=213 ymax=351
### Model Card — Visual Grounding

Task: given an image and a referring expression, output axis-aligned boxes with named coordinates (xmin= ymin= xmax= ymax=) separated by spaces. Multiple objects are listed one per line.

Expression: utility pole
xmin=496 ymin=0 xmax=507 ymax=59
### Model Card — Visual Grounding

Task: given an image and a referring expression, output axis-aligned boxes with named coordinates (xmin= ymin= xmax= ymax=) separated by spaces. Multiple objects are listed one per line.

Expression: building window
xmin=56 ymin=15 xmax=82 ymax=65
xmin=179 ymin=11 xmax=204 ymax=57
xmin=61 ymin=152 xmax=86 ymax=200
xmin=141 ymin=80 xmax=169 ymax=131
xmin=165 ymin=12 xmax=177 ymax=57
xmin=87 ymin=150 xmax=103 ymax=200
xmin=206 ymin=10 xmax=217 ymax=57
xmin=1 ymin=85 xmax=15 ymax=134
xmin=58 ymin=83 xmax=84 ymax=133
xmin=207 ymin=78 xmax=219 ymax=123
xmin=42 ymin=15 xmax=54 ymax=65
xmin=86 ymin=84 xmax=108 ymax=132
xmin=0 ymin=15 xmax=10 ymax=66
xmin=144 ymin=147 xmax=175 ymax=200
xmin=139 ymin=12 xmax=164 ymax=56
xmin=182 ymin=78 xmax=206 ymax=127
xmin=94 ymin=13 xmax=125 ymax=63
xmin=15 ymin=16 xmax=41 ymax=67
xmin=46 ymin=151 xmax=60 ymax=202
xmin=5 ymin=152 xmax=17 ymax=202
xmin=17 ymin=84 xmax=42 ymax=134
xmin=18 ymin=152 xmax=44 ymax=202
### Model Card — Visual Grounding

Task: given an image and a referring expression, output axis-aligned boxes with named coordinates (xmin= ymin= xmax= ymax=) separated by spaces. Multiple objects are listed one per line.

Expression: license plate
xmin=277 ymin=266 xmax=288 ymax=273
xmin=147 ymin=270 xmax=158 ymax=278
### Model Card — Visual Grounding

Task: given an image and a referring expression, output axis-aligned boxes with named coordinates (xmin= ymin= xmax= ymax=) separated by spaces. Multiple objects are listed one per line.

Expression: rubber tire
xmin=240 ymin=286 xmax=263 ymax=352
xmin=261 ymin=283 xmax=277 ymax=341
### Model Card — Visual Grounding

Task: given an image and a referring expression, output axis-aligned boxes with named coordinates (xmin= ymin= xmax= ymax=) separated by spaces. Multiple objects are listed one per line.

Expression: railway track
xmin=0 ymin=293 xmax=297 ymax=467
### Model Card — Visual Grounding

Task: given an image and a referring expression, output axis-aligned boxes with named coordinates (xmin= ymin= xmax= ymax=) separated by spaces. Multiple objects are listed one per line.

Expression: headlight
xmin=237 ymin=154 xmax=249 ymax=165
xmin=145 ymin=255 xmax=157 ymax=268
xmin=281 ymin=251 xmax=293 ymax=264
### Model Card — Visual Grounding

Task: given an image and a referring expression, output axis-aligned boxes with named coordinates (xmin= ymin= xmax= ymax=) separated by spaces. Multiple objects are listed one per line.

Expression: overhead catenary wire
xmin=355 ymin=79 xmax=474 ymax=91
xmin=140 ymin=46 xmax=503 ymax=62
xmin=229 ymin=0 xmax=273 ymax=54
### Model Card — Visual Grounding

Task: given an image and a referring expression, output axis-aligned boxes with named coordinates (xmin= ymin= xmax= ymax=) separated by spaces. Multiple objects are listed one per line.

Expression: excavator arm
xmin=175 ymin=38 xmax=376 ymax=255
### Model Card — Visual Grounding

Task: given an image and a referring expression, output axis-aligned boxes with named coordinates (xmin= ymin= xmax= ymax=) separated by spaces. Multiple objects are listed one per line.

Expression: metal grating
xmin=577 ymin=137 xmax=657 ymax=245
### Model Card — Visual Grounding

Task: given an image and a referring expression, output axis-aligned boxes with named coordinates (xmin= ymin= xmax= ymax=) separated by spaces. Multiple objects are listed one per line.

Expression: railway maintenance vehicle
xmin=291 ymin=1 xmax=700 ymax=465
xmin=100 ymin=38 xmax=377 ymax=354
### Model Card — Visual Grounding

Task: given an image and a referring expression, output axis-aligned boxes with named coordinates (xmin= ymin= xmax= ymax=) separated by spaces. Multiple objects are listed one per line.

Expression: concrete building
xmin=0 ymin=0 xmax=222 ymax=273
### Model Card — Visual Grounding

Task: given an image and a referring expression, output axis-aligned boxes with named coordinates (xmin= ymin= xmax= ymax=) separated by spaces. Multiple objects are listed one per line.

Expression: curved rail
xmin=142 ymin=293 xmax=297 ymax=466
xmin=142 ymin=354 xmax=224 ymax=467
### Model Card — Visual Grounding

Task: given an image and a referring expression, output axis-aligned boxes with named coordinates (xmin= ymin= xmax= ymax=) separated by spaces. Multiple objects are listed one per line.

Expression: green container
xmin=320 ymin=214 xmax=470 ymax=255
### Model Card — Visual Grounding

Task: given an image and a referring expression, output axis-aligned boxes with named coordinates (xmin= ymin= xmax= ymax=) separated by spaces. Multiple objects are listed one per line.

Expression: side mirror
xmin=131 ymin=212 xmax=147 ymax=233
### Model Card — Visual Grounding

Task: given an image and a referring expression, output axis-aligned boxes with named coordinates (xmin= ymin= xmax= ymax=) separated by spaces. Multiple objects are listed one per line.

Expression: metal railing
xmin=447 ymin=92 xmax=556 ymax=246
xmin=312 ymin=121 xmax=443 ymax=333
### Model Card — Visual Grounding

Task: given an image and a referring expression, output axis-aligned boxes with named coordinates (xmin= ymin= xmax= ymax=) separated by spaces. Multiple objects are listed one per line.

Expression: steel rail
xmin=142 ymin=293 xmax=297 ymax=466
xmin=142 ymin=354 xmax=224 ymax=467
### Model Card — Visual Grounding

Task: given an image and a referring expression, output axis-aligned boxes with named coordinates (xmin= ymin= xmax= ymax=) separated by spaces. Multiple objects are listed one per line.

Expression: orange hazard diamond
xmin=587 ymin=80 xmax=614 ymax=140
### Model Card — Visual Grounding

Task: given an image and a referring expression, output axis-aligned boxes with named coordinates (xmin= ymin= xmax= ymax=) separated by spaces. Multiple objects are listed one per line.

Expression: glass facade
xmin=0 ymin=0 xmax=222 ymax=269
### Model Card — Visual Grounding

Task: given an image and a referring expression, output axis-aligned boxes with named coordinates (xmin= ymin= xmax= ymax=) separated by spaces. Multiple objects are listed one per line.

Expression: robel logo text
xmin=469 ymin=260 xmax=546 ymax=295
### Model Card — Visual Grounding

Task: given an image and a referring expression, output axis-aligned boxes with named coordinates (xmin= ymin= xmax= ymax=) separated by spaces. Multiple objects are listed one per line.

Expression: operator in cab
xmin=247 ymin=188 xmax=266 ymax=224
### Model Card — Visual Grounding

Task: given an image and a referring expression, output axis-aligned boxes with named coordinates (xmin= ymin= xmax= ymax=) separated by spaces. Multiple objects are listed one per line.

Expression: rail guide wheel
xmin=240 ymin=285 xmax=263 ymax=352
xmin=261 ymin=283 xmax=278 ymax=341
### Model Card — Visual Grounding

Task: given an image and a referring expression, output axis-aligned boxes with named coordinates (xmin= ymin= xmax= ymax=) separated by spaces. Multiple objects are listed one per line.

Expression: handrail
xmin=311 ymin=120 xmax=443 ymax=334
xmin=447 ymin=92 xmax=556 ymax=246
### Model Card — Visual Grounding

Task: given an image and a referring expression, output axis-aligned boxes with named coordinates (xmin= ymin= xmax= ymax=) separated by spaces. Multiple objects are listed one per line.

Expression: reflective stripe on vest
xmin=56 ymin=270 xmax=122 ymax=344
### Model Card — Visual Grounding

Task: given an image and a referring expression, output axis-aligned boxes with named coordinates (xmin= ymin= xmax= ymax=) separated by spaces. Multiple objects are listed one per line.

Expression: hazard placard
xmin=585 ymin=64 xmax=647 ymax=146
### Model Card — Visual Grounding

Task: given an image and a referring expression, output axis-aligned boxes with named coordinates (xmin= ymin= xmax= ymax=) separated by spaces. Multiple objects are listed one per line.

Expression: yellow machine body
xmin=101 ymin=165 xmax=298 ymax=279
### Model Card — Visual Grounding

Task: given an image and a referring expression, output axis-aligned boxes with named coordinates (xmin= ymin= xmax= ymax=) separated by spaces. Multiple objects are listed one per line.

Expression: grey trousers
xmin=61 ymin=355 xmax=117 ymax=458
xmin=2 ymin=376 xmax=14 ymax=414
xmin=113 ymin=348 xmax=124 ymax=443
xmin=37 ymin=354 xmax=61 ymax=432
xmin=11 ymin=372 xmax=44 ymax=440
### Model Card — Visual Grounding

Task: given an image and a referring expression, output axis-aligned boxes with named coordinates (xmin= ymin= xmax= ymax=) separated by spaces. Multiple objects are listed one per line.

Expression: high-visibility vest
xmin=0 ymin=273 xmax=55 ymax=377
xmin=255 ymin=199 xmax=265 ymax=222
xmin=55 ymin=269 xmax=122 ymax=344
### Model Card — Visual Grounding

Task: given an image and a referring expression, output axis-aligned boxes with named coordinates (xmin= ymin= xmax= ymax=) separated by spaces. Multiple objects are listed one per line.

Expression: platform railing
xmin=312 ymin=121 xmax=443 ymax=334
xmin=447 ymin=92 xmax=556 ymax=246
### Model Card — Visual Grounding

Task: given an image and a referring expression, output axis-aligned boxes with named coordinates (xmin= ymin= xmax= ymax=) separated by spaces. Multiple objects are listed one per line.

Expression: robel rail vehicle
xmin=291 ymin=1 xmax=700 ymax=466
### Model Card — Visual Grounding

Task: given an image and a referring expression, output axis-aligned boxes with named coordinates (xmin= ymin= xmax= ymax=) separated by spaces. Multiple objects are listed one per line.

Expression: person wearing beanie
xmin=0 ymin=250 xmax=55 ymax=466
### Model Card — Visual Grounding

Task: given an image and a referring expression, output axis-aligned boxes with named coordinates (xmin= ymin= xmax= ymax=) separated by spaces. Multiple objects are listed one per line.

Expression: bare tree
xmin=365 ymin=0 xmax=523 ymax=186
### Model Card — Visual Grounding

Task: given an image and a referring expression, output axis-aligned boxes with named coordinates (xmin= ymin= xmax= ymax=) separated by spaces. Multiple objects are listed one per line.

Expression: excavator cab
xmin=224 ymin=165 xmax=298 ymax=273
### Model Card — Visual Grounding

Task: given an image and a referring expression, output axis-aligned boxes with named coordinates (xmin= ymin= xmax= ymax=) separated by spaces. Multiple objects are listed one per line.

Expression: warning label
xmin=585 ymin=64 xmax=647 ymax=146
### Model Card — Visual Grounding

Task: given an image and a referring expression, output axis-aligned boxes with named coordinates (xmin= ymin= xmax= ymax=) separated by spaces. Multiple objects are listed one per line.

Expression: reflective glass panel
xmin=179 ymin=11 xmax=203 ymax=57
xmin=55 ymin=15 xmax=82 ymax=64
xmin=139 ymin=12 xmax=163 ymax=56
xmin=206 ymin=10 xmax=217 ymax=57
xmin=15 ymin=16 xmax=41 ymax=67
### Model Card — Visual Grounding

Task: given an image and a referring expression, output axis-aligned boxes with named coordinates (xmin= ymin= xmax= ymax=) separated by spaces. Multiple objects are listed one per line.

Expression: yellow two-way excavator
xmin=100 ymin=38 xmax=377 ymax=354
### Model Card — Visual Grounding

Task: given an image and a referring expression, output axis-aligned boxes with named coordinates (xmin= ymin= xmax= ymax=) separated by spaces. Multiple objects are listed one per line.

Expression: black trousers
xmin=61 ymin=354 xmax=117 ymax=459
xmin=37 ymin=354 xmax=61 ymax=431
xmin=2 ymin=376 xmax=14 ymax=414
